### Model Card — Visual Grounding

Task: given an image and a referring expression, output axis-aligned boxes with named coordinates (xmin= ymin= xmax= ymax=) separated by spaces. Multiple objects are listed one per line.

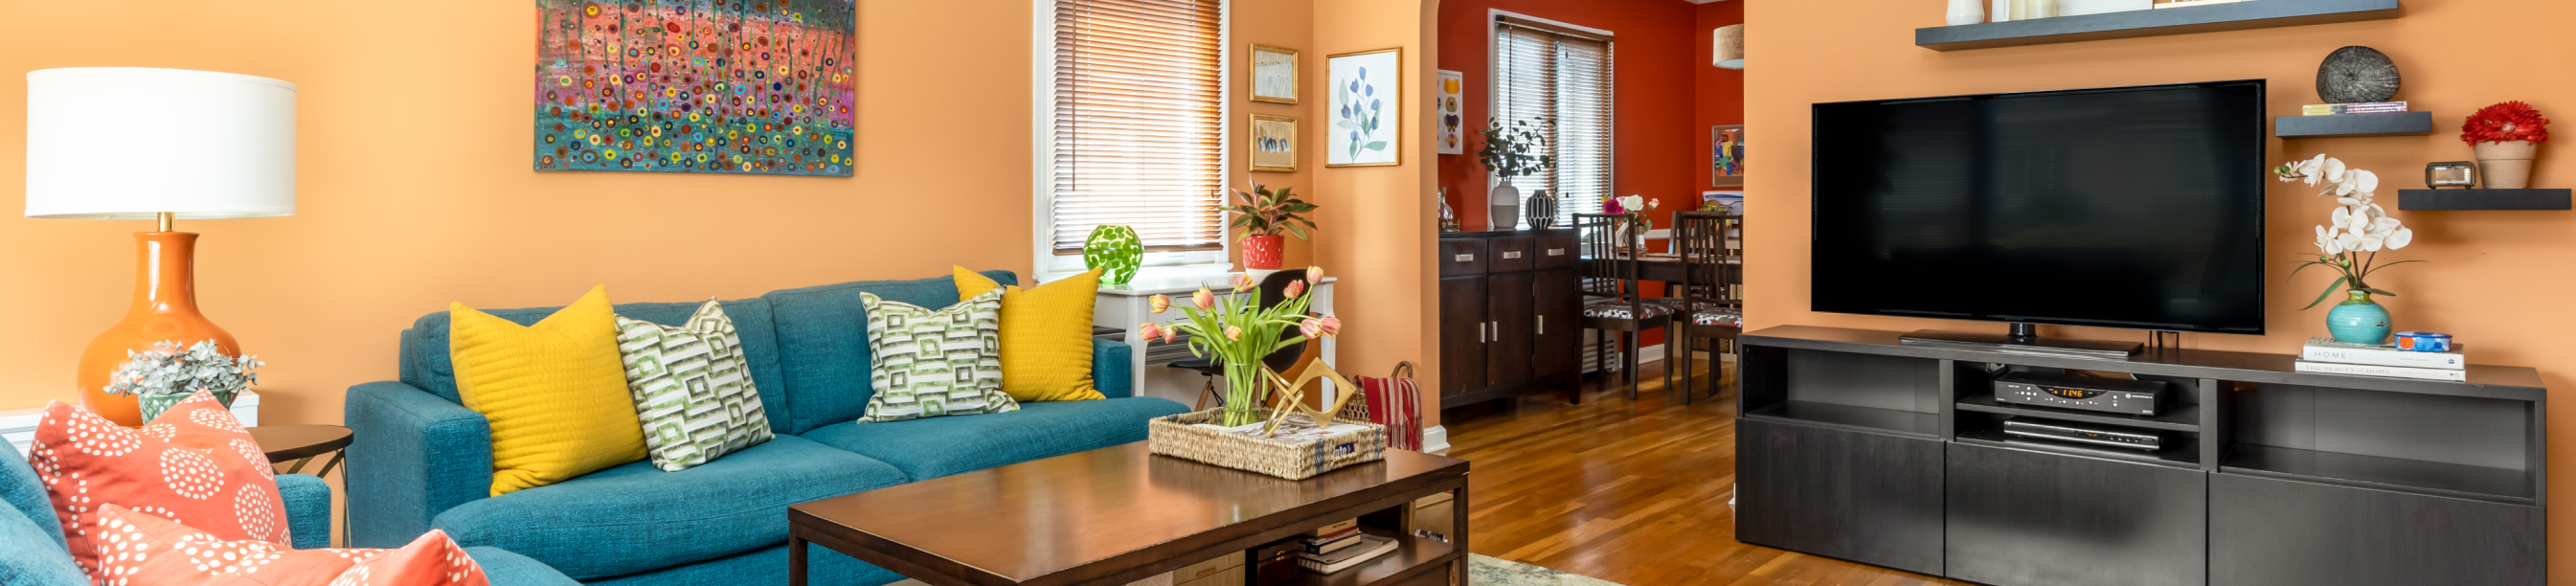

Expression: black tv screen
xmin=1811 ymin=80 xmax=2267 ymax=334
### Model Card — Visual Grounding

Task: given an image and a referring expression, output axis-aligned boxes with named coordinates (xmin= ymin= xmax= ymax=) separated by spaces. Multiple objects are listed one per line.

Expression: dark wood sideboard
xmin=1436 ymin=229 xmax=1581 ymax=409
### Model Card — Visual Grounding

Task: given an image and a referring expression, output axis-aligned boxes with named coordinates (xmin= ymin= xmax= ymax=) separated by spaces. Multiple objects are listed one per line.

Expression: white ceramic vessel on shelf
xmin=1945 ymin=0 xmax=1986 ymax=25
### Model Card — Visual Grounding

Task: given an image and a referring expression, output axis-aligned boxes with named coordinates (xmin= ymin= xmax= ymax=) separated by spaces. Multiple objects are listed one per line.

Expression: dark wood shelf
xmin=2222 ymin=443 xmax=2535 ymax=505
xmin=1746 ymin=400 xmax=1942 ymax=439
xmin=2397 ymin=189 xmax=2572 ymax=211
xmin=1295 ymin=529 xmax=1458 ymax=586
xmin=1956 ymin=427 xmax=2202 ymax=470
xmin=1955 ymin=392 xmax=2202 ymax=432
xmin=1916 ymin=0 xmax=2399 ymax=52
xmin=2274 ymin=112 xmax=2433 ymax=138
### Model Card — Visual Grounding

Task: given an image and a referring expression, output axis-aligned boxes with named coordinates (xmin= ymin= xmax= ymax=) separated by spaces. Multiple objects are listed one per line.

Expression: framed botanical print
xmin=1250 ymin=45 xmax=1299 ymax=104
xmin=1250 ymin=114 xmax=1298 ymax=172
xmin=1325 ymin=48 xmax=1401 ymax=168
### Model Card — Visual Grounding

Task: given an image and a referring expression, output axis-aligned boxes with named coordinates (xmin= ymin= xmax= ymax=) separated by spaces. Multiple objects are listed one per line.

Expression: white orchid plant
xmin=2274 ymin=154 xmax=2420 ymax=309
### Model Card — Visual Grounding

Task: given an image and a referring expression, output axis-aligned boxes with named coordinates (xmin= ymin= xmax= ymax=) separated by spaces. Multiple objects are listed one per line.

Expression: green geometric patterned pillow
xmin=856 ymin=289 xmax=1018 ymax=423
xmin=614 ymin=299 xmax=775 ymax=472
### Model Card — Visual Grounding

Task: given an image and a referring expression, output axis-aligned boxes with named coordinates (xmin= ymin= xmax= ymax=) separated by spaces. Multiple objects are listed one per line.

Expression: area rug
xmin=1469 ymin=553 xmax=1628 ymax=586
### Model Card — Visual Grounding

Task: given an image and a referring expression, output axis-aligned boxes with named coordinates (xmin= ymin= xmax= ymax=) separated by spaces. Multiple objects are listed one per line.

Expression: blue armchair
xmin=345 ymin=273 xmax=1188 ymax=586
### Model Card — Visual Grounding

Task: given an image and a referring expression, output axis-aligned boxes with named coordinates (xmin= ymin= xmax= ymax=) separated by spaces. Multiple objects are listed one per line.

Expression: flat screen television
xmin=1811 ymin=80 xmax=2267 ymax=335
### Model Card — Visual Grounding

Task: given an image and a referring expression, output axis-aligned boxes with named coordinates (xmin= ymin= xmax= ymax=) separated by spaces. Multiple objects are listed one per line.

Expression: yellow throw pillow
xmin=449 ymin=285 xmax=648 ymax=496
xmin=954 ymin=267 xmax=1108 ymax=402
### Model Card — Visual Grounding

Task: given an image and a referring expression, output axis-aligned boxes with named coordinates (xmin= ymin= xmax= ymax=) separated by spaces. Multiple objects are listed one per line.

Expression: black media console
xmin=1734 ymin=326 xmax=2547 ymax=586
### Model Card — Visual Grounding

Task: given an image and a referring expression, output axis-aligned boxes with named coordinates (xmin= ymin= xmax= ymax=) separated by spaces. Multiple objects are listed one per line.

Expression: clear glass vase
xmin=1223 ymin=360 xmax=1265 ymax=427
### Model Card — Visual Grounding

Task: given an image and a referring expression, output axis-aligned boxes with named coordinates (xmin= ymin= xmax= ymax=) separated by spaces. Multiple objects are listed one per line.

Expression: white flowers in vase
xmin=2275 ymin=154 xmax=2420 ymax=308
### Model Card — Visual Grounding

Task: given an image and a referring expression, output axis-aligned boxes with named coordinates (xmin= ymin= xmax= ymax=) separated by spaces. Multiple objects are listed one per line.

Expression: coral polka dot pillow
xmin=92 ymin=505 xmax=488 ymax=586
xmin=27 ymin=392 xmax=291 ymax=581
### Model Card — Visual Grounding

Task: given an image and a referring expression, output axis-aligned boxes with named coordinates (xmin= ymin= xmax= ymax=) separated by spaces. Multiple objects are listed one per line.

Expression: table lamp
xmin=26 ymin=67 xmax=297 ymax=425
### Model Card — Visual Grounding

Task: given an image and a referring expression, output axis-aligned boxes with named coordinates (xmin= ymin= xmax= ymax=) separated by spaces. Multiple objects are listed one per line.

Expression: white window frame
xmin=1031 ymin=0 xmax=1234 ymax=283
xmin=1486 ymin=10 xmax=1616 ymax=231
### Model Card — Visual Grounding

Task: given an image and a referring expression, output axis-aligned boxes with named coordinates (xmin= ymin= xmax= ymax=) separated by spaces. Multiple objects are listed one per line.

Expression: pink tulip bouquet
xmin=1139 ymin=266 xmax=1341 ymax=426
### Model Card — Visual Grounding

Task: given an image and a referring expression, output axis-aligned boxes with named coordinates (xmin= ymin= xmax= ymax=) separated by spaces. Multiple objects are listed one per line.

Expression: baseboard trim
xmin=1422 ymin=425 xmax=1450 ymax=455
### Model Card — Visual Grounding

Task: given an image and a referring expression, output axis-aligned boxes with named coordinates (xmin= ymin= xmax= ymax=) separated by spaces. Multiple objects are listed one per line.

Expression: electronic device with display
xmin=1992 ymin=371 xmax=2169 ymax=416
xmin=2001 ymin=417 xmax=2164 ymax=451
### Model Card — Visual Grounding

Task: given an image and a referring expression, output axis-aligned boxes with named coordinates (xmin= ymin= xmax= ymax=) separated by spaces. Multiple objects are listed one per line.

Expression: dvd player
xmin=1992 ymin=371 xmax=2169 ymax=416
xmin=2002 ymin=418 xmax=2163 ymax=451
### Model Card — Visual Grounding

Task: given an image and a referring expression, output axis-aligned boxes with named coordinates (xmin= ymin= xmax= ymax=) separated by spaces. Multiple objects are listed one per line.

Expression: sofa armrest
xmin=345 ymin=381 xmax=493 ymax=549
xmin=276 ymin=473 xmax=331 ymax=550
xmin=1093 ymin=338 xmax=1134 ymax=398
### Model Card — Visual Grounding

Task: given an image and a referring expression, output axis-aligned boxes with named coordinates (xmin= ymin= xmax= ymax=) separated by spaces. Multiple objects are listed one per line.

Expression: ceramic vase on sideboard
xmin=2325 ymin=290 xmax=2393 ymax=345
xmin=1489 ymin=177 xmax=1523 ymax=231
xmin=1525 ymin=190 xmax=1560 ymax=229
xmin=2474 ymin=140 xmax=2538 ymax=189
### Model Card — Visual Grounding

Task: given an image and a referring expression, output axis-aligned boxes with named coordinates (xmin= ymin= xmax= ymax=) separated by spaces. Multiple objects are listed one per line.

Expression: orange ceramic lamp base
xmin=77 ymin=232 xmax=237 ymax=426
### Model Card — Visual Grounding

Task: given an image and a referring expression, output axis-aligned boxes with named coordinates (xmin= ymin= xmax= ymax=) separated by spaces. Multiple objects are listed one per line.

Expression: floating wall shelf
xmin=1917 ymin=0 xmax=2401 ymax=52
xmin=2275 ymin=112 xmax=2432 ymax=139
xmin=2397 ymin=189 xmax=2572 ymax=211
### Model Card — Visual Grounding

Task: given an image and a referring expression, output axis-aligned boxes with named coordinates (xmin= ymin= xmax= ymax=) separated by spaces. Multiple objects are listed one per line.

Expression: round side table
xmin=248 ymin=424 xmax=353 ymax=545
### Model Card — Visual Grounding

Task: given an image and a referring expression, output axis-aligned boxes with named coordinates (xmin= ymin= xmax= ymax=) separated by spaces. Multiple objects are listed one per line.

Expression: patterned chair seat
xmin=1691 ymin=306 xmax=1745 ymax=327
xmin=1583 ymin=299 xmax=1678 ymax=320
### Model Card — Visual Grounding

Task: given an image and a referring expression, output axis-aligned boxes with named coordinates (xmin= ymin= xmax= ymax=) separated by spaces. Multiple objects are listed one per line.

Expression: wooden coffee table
xmin=789 ymin=441 xmax=1469 ymax=586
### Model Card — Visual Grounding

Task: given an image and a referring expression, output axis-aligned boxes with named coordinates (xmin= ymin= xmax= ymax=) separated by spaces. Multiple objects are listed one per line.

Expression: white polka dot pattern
xmin=93 ymin=506 xmax=489 ymax=586
xmin=140 ymin=422 xmax=180 ymax=442
xmin=30 ymin=395 xmax=296 ymax=584
xmin=158 ymin=448 xmax=225 ymax=500
xmin=188 ymin=408 xmax=245 ymax=433
xmin=229 ymin=439 xmax=275 ymax=480
xmin=235 ymin=485 xmax=278 ymax=542
xmin=65 ymin=412 xmax=142 ymax=457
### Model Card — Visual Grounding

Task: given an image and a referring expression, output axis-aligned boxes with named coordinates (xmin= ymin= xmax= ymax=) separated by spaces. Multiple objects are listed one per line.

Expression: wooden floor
xmin=1434 ymin=359 xmax=1970 ymax=586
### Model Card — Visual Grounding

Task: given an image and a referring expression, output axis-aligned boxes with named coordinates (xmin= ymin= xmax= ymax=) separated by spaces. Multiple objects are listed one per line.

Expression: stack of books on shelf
xmin=2294 ymin=337 xmax=2466 ymax=381
xmin=1297 ymin=519 xmax=1399 ymax=575
xmin=2301 ymin=101 xmax=2409 ymax=116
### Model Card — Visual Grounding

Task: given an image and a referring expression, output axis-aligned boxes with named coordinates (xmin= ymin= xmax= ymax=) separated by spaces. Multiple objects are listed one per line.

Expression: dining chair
xmin=1669 ymin=211 xmax=1745 ymax=405
xmin=1575 ymin=213 xmax=1676 ymax=400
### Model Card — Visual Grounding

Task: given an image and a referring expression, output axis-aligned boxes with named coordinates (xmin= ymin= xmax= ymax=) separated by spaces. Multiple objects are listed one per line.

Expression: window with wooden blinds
xmin=1047 ymin=0 xmax=1227 ymax=257
xmin=1495 ymin=17 xmax=1614 ymax=228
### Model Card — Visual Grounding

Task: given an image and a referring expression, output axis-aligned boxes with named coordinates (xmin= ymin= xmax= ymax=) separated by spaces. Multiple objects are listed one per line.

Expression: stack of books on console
xmin=1297 ymin=519 xmax=1399 ymax=575
xmin=2294 ymin=337 xmax=2466 ymax=381
xmin=2300 ymin=101 xmax=2409 ymax=116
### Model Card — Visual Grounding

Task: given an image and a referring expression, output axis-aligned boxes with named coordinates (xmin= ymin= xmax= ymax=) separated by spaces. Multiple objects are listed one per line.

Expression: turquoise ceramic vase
xmin=2325 ymin=290 xmax=2392 ymax=345
xmin=1083 ymin=225 xmax=1142 ymax=285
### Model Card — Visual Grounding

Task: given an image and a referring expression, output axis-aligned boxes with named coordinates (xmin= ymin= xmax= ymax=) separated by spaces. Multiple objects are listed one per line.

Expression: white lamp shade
xmin=1713 ymin=25 xmax=1745 ymax=70
xmin=26 ymin=68 xmax=297 ymax=220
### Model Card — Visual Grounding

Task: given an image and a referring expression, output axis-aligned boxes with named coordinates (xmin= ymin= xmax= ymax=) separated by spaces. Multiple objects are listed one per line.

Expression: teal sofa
xmin=345 ymin=272 xmax=1191 ymax=585
xmin=0 ymin=440 xmax=576 ymax=586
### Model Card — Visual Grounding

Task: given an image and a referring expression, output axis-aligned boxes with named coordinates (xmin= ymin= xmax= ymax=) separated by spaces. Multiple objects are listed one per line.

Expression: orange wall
xmin=1313 ymin=0 xmax=1443 ymax=427
xmin=1746 ymin=0 xmax=2576 ymax=579
xmin=1232 ymin=0 xmax=1319 ymax=272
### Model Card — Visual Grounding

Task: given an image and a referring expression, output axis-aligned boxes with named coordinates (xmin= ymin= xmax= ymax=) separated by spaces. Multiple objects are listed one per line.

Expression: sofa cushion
xmin=466 ymin=547 xmax=583 ymax=586
xmin=401 ymin=297 xmax=787 ymax=433
xmin=449 ymin=285 xmax=650 ymax=496
xmin=0 ymin=506 xmax=85 ymax=586
xmin=586 ymin=542 xmax=902 ymax=586
xmin=761 ymin=271 xmax=1017 ymax=435
xmin=0 ymin=440 xmax=61 ymax=549
xmin=800 ymin=397 xmax=1188 ymax=481
xmin=430 ymin=435 xmax=905 ymax=579
xmin=617 ymin=299 xmax=775 ymax=472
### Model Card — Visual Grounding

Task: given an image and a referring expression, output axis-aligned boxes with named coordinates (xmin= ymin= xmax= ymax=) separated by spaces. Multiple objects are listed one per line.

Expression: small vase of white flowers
xmin=2276 ymin=154 xmax=2420 ymax=345
xmin=107 ymin=339 xmax=264 ymax=422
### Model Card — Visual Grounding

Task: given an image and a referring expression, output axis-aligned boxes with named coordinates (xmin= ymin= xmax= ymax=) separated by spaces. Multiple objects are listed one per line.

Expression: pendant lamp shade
xmin=1712 ymin=24 xmax=1745 ymax=70
xmin=26 ymin=68 xmax=298 ymax=220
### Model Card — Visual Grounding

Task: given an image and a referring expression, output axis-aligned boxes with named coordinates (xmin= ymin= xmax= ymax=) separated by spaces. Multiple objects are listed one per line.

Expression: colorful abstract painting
xmin=1712 ymin=124 xmax=1745 ymax=186
xmin=534 ymin=0 xmax=856 ymax=176
xmin=1436 ymin=69 xmax=1463 ymax=155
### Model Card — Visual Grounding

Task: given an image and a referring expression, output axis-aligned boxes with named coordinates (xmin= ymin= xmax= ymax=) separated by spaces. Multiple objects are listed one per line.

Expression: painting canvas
xmin=1251 ymin=114 xmax=1297 ymax=172
xmin=1712 ymin=124 xmax=1745 ymax=186
xmin=1435 ymin=69 xmax=1463 ymax=155
xmin=534 ymin=0 xmax=857 ymax=176
xmin=1327 ymin=48 xmax=1401 ymax=168
xmin=1250 ymin=45 xmax=1299 ymax=104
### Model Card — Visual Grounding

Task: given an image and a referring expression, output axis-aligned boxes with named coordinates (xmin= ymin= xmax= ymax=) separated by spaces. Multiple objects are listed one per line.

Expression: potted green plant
xmin=2276 ymin=154 xmax=2420 ymax=345
xmin=1227 ymin=185 xmax=1317 ymax=271
xmin=1478 ymin=118 xmax=1555 ymax=229
xmin=1138 ymin=267 xmax=1341 ymax=426
xmin=105 ymin=339 xmax=264 ymax=422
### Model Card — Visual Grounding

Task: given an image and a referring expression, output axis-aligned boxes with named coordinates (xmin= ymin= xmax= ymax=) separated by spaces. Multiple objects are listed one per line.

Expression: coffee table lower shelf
xmin=1299 ymin=528 xmax=1458 ymax=586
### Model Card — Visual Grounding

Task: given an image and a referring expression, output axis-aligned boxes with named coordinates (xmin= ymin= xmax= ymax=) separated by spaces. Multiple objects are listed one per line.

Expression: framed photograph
xmin=1250 ymin=45 xmax=1299 ymax=104
xmin=1435 ymin=69 xmax=1464 ymax=155
xmin=534 ymin=0 xmax=855 ymax=175
xmin=1250 ymin=114 xmax=1299 ymax=172
xmin=1326 ymin=48 xmax=1401 ymax=168
xmin=1712 ymin=124 xmax=1745 ymax=187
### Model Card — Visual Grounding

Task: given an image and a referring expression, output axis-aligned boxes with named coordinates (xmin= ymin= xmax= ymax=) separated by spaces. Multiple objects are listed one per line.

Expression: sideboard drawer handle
xmin=1502 ymin=251 xmax=1523 ymax=259
xmin=1547 ymin=248 xmax=1565 ymax=256
xmin=1455 ymin=254 xmax=1475 ymax=262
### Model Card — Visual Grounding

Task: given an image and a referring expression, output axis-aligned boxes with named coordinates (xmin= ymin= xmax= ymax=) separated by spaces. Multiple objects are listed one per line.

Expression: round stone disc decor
xmin=2316 ymin=46 xmax=2401 ymax=103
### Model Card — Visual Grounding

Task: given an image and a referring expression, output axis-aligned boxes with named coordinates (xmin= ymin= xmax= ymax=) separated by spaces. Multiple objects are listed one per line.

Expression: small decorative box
xmin=2395 ymin=331 xmax=2453 ymax=352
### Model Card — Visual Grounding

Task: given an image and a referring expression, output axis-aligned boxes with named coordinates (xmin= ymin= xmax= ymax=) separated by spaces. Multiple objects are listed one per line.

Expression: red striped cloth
xmin=1351 ymin=373 xmax=1423 ymax=451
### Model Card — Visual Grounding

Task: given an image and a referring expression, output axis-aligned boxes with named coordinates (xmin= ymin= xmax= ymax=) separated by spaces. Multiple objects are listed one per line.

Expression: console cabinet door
xmin=1485 ymin=270 xmax=1533 ymax=389
xmin=1437 ymin=275 xmax=1487 ymax=396
xmin=1945 ymin=442 xmax=2205 ymax=586
xmin=2210 ymin=473 xmax=2542 ymax=586
xmin=1530 ymin=268 xmax=1578 ymax=379
xmin=1737 ymin=418 xmax=1945 ymax=575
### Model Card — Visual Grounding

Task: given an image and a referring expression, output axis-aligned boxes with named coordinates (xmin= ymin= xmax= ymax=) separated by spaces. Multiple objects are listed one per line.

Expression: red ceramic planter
xmin=1241 ymin=235 xmax=1285 ymax=270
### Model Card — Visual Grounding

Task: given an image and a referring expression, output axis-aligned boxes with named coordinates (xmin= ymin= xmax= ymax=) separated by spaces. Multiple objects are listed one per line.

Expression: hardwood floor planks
xmin=1437 ymin=360 xmax=1970 ymax=586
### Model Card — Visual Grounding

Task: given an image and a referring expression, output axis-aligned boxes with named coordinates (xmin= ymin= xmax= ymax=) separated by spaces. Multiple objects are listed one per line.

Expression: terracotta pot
xmin=2474 ymin=140 xmax=2538 ymax=189
xmin=79 ymin=232 xmax=239 ymax=427
xmin=1241 ymin=235 xmax=1286 ymax=270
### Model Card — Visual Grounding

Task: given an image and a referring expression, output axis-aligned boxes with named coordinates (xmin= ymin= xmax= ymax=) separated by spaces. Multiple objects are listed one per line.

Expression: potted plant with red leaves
xmin=1227 ymin=184 xmax=1316 ymax=271
xmin=2462 ymin=101 xmax=2551 ymax=189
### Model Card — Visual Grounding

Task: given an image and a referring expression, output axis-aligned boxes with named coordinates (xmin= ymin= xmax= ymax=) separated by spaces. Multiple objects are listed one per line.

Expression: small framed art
xmin=1250 ymin=45 xmax=1299 ymax=104
xmin=1251 ymin=114 xmax=1299 ymax=172
xmin=1326 ymin=48 xmax=1401 ymax=168
xmin=1436 ymin=69 xmax=1464 ymax=155
xmin=1712 ymin=124 xmax=1745 ymax=188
